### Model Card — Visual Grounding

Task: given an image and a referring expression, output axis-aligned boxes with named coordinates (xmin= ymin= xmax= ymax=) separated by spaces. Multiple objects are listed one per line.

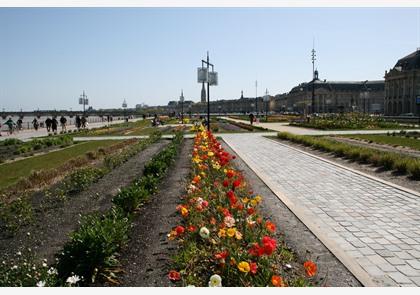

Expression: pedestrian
xmin=60 ymin=116 xmax=67 ymax=132
xmin=45 ymin=117 xmax=52 ymax=132
xmin=4 ymin=117 xmax=15 ymax=135
xmin=249 ymin=113 xmax=255 ymax=125
xmin=75 ymin=115 xmax=81 ymax=130
xmin=81 ymin=116 xmax=87 ymax=129
xmin=51 ymin=117 xmax=58 ymax=134
xmin=16 ymin=118 xmax=23 ymax=131
xmin=32 ymin=118 xmax=39 ymax=131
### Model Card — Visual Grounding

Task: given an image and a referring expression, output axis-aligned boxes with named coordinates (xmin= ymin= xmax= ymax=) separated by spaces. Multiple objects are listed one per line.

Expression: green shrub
xmin=393 ymin=158 xmax=410 ymax=174
xmin=55 ymin=207 xmax=130 ymax=285
xmin=408 ymin=160 xmax=420 ymax=180
xmin=63 ymin=167 xmax=105 ymax=194
xmin=112 ymin=184 xmax=148 ymax=213
xmin=0 ymin=197 xmax=33 ymax=235
xmin=2 ymin=138 xmax=23 ymax=146
xmin=378 ymin=154 xmax=396 ymax=170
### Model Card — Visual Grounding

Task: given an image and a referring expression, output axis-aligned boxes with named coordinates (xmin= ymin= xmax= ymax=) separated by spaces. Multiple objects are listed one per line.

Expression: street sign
xmin=208 ymin=71 xmax=218 ymax=86
xmin=197 ymin=67 xmax=208 ymax=83
xmin=416 ymin=96 xmax=420 ymax=105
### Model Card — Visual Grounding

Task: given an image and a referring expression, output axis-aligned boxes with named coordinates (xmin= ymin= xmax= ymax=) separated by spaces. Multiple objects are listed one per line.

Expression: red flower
xmin=187 ymin=225 xmax=197 ymax=232
xmin=265 ymin=221 xmax=276 ymax=233
xmin=250 ymin=262 xmax=258 ymax=274
xmin=168 ymin=270 xmax=181 ymax=281
xmin=202 ymin=200 xmax=209 ymax=207
xmin=232 ymin=155 xmax=236 ymax=159
xmin=175 ymin=226 xmax=185 ymax=235
xmin=303 ymin=260 xmax=317 ymax=277
xmin=247 ymin=207 xmax=255 ymax=215
xmin=226 ymin=170 xmax=235 ymax=179
xmin=214 ymin=251 xmax=229 ymax=260
xmin=222 ymin=180 xmax=229 ymax=187
xmin=262 ymin=236 xmax=277 ymax=255
xmin=248 ymin=243 xmax=265 ymax=257
xmin=233 ymin=179 xmax=241 ymax=188
xmin=271 ymin=275 xmax=284 ymax=287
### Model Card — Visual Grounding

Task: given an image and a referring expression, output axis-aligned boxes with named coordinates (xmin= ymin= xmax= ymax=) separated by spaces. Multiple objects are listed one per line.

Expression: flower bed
xmin=168 ymin=131 xmax=317 ymax=287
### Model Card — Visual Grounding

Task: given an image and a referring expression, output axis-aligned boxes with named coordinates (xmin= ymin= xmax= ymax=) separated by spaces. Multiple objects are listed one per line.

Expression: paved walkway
xmin=222 ymin=133 xmax=420 ymax=287
xmin=220 ymin=116 xmax=420 ymax=135
xmin=0 ymin=118 xmax=142 ymax=142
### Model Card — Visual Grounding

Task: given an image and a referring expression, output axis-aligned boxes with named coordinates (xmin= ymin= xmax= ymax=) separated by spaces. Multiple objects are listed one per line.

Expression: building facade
xmin=384 ymin=49 xmax=420 ymax=116
xmin=284 ymin=71 xmax=384 ymax=114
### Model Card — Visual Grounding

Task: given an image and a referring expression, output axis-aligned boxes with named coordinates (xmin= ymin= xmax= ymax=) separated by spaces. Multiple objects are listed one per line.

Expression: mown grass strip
xmin=0 ymin=140 xmax=120 ymax=191
xmin=342 ymin=134 xmax=420 ymax=151
xmin=277 ymin=132 xmax=420 ymax=180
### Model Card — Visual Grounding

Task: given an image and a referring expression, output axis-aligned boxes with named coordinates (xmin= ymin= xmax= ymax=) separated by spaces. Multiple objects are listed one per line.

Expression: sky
xmin=0 ymin=7 xmax=419 ymax=111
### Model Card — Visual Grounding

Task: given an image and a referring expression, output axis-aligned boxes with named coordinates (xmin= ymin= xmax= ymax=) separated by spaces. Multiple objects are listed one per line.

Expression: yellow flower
xmin=200 ymin=171 xmax=206 ymax=177
xmin=208 ymin=151 xmax=214 ymax=157
xmin=181 ymin=207 xmax=189 ymax=217
xmin=235 ymin=231 xmax=243 ymax=240
xmin=241 ymin=197 xmax=249 ymax=204
xmin=237 ymin=261 xmax=250 ymax=273
xmin=227 ymin=228 xmax=236 ymax=238
xmin=212 ymin=162 xmax=221 ymax=170
xmin=254 ymin=195 xmax=262 ymax=203
xmin=218 ymin=229 xmax=226 ymax=238
xmin=250 ymin=199 xmax=258 ymax=207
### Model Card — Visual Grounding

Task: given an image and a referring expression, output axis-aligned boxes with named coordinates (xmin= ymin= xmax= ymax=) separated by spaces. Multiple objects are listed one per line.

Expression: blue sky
xmin=0 ymin=7 xmax=419 ymax=111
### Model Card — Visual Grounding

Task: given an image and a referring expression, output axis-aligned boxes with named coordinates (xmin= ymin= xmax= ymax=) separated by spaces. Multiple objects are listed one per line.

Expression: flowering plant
xmin=168 ymin=131 xmax=318 ymax=287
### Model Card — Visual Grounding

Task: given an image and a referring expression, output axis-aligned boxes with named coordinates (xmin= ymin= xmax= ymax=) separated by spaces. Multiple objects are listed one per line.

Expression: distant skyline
xmin=0 ymin=7 xmax=419 ymax=111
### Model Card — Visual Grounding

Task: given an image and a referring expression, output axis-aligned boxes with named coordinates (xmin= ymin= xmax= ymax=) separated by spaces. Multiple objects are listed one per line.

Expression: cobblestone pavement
xmin=222 ymin=133 xmax=420 ymax=287
xmin=220 ymin=116 xmax=420 ymax=135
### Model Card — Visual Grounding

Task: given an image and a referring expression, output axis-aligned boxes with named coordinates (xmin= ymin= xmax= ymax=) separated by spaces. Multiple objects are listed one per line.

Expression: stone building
xmin=384 ymin=49 xmax=420 ymax=116
xmin=284 ymin=70 xmax=384 ymax=114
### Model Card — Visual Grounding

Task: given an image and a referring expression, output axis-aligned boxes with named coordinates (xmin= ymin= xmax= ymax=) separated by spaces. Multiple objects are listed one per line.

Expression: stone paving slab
xmin=221 ymin=133 xmax=420 ymax=287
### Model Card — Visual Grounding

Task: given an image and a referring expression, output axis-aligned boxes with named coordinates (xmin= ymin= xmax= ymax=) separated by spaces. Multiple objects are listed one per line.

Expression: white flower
xmin=66 ymin=275 xmax=80 ymax=285
xmin=196 ymin=197 xmax=204 ymax=205
xmin=285 ymin=263 xmax=292 ymax=269
xmin=42 ymin=262 xmax=48 ymax=268
xmin=223 ymin=216 xmax=236 ymax=228
xmin=36 ymin=281 xmax=46 ymax=287
xmin=199 ymin=227 xmax=210 ymax=239
xmin=11 ymin=265 xmax=18 ymax=270
xmin=16 ymin=251 xmax=22 ymax=256
xmin=246 ymin=216 xmax=256 ymax=226
xmin=47 ymin=267 xmax=58 ymax=275
xmin=208 ymin=274 xmax=222 ymax=287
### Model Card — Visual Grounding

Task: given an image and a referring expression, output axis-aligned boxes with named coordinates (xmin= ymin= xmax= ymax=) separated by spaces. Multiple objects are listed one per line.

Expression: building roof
xmin=394 ymin=49 xmax=420 ymax=71
xmin=289 ymin=77 xmax=384 ymax=94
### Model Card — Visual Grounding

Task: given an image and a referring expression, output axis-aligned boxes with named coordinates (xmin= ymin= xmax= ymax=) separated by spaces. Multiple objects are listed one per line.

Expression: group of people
xmin=0 ymin=115 xmax=88 ymax=136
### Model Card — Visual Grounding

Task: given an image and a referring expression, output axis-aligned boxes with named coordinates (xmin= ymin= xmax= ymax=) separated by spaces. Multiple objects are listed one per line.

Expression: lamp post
xmin=79 ymin=90 xmax=88 ymax=116
xmin=198 ymin=51 xmax=218 ymax=131
xmin=122 ymin=99 xmax=127 ymax=124
xmin=180 ymin=90 xmax=184 ymax=124
xmin=311 ymin=47 xmax=316 ymax=115
xmin=255 ymin=80 xmax=258 ymax=116
xmin=264 ymin=88 xmax=269 ymax=122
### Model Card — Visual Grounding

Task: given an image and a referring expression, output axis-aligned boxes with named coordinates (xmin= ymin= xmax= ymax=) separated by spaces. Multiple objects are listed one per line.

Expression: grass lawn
xmin=0 ymin=140 xmax=120 ymax=190
xmin=342 ymin=134 xmax=420 ymax=151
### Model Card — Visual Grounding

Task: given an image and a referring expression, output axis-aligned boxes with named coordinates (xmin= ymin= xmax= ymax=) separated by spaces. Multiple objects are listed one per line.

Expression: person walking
xmin=45 ymin=117 xmax=52 ymax=132
xmin=249 ymin=113 xmax=255 ymax=125
xmin=4 ymin=117 xmax=15 ymax=135
xmin=60 ymin=116 xmax=67 ymax=132
xmin=75 ymin=115 xmax=81 ymax=130
xmin=51 ymin=117 xmax=58 ymax=134
xmin=32 ymin=118 xmax=39 ymax=131
xmin=16 ymin=118 xmax=23 ymax=131
xmin=81 ymin=116 xmax=87 ymax=129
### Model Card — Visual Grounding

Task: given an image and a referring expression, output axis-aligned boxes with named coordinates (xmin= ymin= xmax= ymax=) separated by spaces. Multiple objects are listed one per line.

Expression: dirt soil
xmin=116 ymin=139 xmax=192 ymax=287
xmin=216 ymin=121 xmax=247 ymax=132
xmin=329 ymin=136 xmax=420 ymax=158
xmin=272 ymin=137 xmax=420 ymax=193
xmin=0 ymin=140 xmax=170 ymax=264
xmin=221 ymin=141 xmax=362 ymax=287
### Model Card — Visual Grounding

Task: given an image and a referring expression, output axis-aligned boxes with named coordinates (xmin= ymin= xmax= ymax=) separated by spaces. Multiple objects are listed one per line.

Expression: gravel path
xmin=221 ymin=140 xmax=362 ymax=287
xmin=0 ymin=140 xmax=170 ymax=263
xmin=118 ymin=139 xmax=192 ymax=287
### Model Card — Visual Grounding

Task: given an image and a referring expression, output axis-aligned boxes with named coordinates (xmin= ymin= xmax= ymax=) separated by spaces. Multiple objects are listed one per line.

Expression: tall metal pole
xmin=255 ymin=80 xmax=258 ymax=116
xmin=311 ymin=45 xmax=316 ymax=115
xmin=207 ymin=51 xmax=210 ymax=131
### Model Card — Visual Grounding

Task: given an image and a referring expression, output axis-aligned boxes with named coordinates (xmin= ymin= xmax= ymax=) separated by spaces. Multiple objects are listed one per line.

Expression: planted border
xmin=167 ymin=131 xmax=318 ymax=287
xmin=277 ymin=132 xmax=420 ymax=180
xmin=52 ymin=132 xmax=183 ymax=286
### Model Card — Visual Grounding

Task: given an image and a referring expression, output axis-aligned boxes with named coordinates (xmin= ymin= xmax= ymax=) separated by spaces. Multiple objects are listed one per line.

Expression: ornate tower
xmin=201 ymin=82 xmax=206 ymax=103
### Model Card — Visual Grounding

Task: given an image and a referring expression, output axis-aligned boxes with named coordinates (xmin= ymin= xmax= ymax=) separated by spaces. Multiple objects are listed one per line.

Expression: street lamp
xmin=122 ymin=99 xmax=127 ymax=124
xmin=197 ymin=51 xmax=218 ymax=131
xmin=180 ymin=90 xmax=185 ymax=124
xmin=78 ymin=90 xmax=88 ymax=116
xmin=255 ymin=80 xmax=258 ymax=116
xmin=264 ymin=89 xmax=270 ymax=122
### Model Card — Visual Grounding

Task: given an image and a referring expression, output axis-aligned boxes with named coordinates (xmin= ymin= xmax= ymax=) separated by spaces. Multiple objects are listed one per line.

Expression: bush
xmin=408 ymin=160 xmax=420 ymax=180
xmin=0 ymin=197 xmax=33 ymax=235
xmin=55 ymin=207 xmax=130 ymax=285
xmin=63 ymin=167 xmax=105 ymax=194
xmin=112 ymin=184 xmax=148 ymax=213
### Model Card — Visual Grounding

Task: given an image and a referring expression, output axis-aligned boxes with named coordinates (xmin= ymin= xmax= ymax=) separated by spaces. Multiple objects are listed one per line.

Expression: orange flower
xmin=265 ymin=221 xmax=276 ymax=233
xmin=192 ymin=175 xmax=201 ymax=184
xmin=168 ymin=270 xmax=181 ymax=281
xmin=181 ymin=207 xmax=189 ymax=217
xmin=304 ymin=260 xmax=317 ymax=277
xmin=271 ymin=275 xmax=284 ymax=287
